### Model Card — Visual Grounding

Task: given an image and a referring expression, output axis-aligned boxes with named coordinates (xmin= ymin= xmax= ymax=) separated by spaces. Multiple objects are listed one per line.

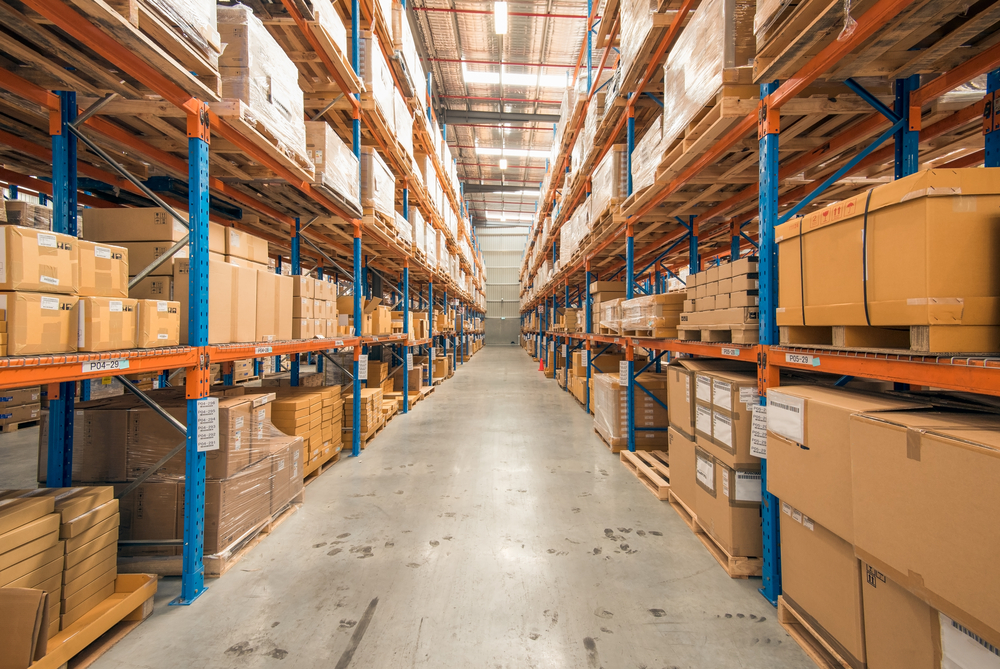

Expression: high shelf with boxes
xmin=0 ymin=0 xmax=485 ymax=636
xmin=521 ymin=0 xmax=1000 ymax=664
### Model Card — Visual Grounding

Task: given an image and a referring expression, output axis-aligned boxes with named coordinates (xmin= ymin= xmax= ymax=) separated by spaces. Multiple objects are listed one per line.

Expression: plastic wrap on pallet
xmin=604 ymin=67 xmax=623 ymax=117
xmin=360 ymin=147 xmax=395 ymax=218
xmin=631 ymin=116 xmax=662 ymax=193
xmin=393 ymin=211 xmax=412 ymax=245
xmin=142 ymin=0 xmax=219 ymax=60
xmin=619 ymin=0 xmax=659 ymax=78
xmin=391 ymin=4 xmax=421 ymax=88
xmin=753 ymin=0 xmax=794 ymax=38
xmin=591 ymin=146 xmax=627 ymax=219
xmin=579 ymin=91 xmax=605 ymax=163
xmin=599 ymin=297 xmax=624 ymax=331
xmin=425 ymin=221 xmax=437 ymax=268
xmin=358 ymin=32 xmax=395 ymax=123
xmin=553 ymin=86 xmax=578 ymax=153
xmin=218 ymin=5 xmax=307 ymax=160
xmin=661 ymin=0 xmax=754 ymax=151
xmin=4 ymin=201 xmax=53 ymax=230
xmin=620 ymin=293 xmax=686 ymax=330
xmin=394 ymin=89 xmax=414 ymax=158
xmin=592 ymin=373 xmax=626 ymax=444
xmin=310 ymin=0 xmax=347 ymax=52
xmin=409 ymin=207 xmax=425 ymax=252
xmin=305 ymin=121 xmax=360 ymax=206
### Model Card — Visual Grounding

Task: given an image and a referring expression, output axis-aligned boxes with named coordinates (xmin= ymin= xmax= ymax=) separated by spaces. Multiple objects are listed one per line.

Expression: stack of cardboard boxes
xmin=291 ymin=275 xmax=339 ymax=339
xmin=269 ymin=386 xmax=341 ymax=467
xmin=592 ymin=281 xmax=627 ymax=334
xmin=0 ymin=386 xmax=41 ymax=431
xmin=4 ymin=200 xmax=52 ymax=230
xmin=335 ymin=296 xmax=392 ymax=336
xmin=678 ymin=258 xmax=759 ymax=344
xmin=592 ymin=370 xmax=666 ymax=451
xmin=620 ymin=293 xmax=685 ymax=337
xmin=0 ymin=487 xmax=120 ymax=637
xmin=343 ymin=387 xmax=383 ymax=440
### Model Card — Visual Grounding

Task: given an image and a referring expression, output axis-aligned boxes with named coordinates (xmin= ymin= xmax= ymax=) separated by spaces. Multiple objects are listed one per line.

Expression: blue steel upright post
xmin=402 ymin=259 xmax=409 ymax=413
xmin=894 ymin=75 xmax=920 ymax=178
xmin=47 ymin=91 xmax=77 ymax=488
xmin=290 ymin=218 xmax=301 ymax=387
xmin=350 ymin=0 xmax=362 ymax=457
xmin=585 ymin=262 xmax=592 ymax=413
xmin=757 ymin=81 xmax=782 ymax=606
xmin=626 ymin=222 xmax=635 ymax=452
xmin=427 ymin=280 xmax=434 ymax=386
xmin=987 ymin=69 xmax=1000 ymax=167
xmin=175 ymin=103 xmax=212 ymax=605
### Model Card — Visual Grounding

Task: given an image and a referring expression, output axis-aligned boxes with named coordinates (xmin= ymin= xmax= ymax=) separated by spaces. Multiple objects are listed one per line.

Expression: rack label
xmin=255 ymin=346 xmax=272 ymax=355
xmin=407 ymin=353 xmax=413 ymax=371
xmin=561 ymin=344 xmax=567 ymax=358
xmin=721 ymin=347 xmax=740 ymax=357
xmin=619 ymin=361 xmax=629 ymax=387
xmin=785 ymin=353 xmax=820 ymax=367
xmin=751 ymin=405 xmax=768 ymax=458
xmin=334 ymin=340 xmax=344 ymax=347
xmin=196 ymin=397 xmax=219 ymax=452
xmin=358 ymin=354 xmax=368 ymax=380
xmin=82 ymin=359 xmax=130 ymax=373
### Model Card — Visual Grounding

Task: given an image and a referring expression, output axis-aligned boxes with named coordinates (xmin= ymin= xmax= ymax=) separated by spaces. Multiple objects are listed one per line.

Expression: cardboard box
xmin=731 ymin=290 xmax=759 ymax=308
xmin=205 ymin=457 xmax=272 ymax=555
xmin=76 ymin=240 xmax=128 ymax=298
xmin=293 ymin=318 xmax=315 ymax=339
xmin=119 ymin=241 xmax=188 ymax=277
xmin=0 ymin=292 xmax=78 ymax=355
xmin=777 ymin=168 xmax=1000 ymax=327
xmin=64 ymin=526 xmax=117 ymax=569
xmin=0 ymin=587 xmax=49 ymax=667
xmin=269 ymin=435 xmax=304 ymax=514
xmin=694 ymin=447 xmax=761 ymax=558
xmin=766 ymin=385 xmax=922 ymax=543
xmin=0 ymin=541 xmax=63 ymax=588
xmin=667 ymin=427 xmax=698 ymax=512
xmin=850 ymin=410 xmax=1000 ymax=646
xmin=76 ymin=297 xmax=138 ymax=351
xmin=205 ymin=397 xmax=252 ymax=479
xmin=0 ymin=498 xmax=55 ymax=537
xmin=780 ymin=504 xmax=865 ymax=668
xmin=174 ymin=259 xmax=233 ymax=344
xmin=230 ymin=264 xmax=257 ymax=342
xmin=116 ymin=482 xmax=184 ymax=557
xmin=59 ymin=499 xmax=118 ymax=540
xmin=293 ymin=296 xmax=314 ymax=319
xmin=0 ymin=226 xmax=77 ymax=294
xmin=255 ymin=270 xmax=278 ymax=341
xmin=128 ymin=276 xmax=172 ymax=301
xmin=0 ymin=403 xmax=40 ymax=428
xmin=293 ymin=276 xmax=315 ymax=299
xmin=82 ymin=207 xmax=187 ymax=242
xmin=136 ymin=299 xmax=180 ymax=347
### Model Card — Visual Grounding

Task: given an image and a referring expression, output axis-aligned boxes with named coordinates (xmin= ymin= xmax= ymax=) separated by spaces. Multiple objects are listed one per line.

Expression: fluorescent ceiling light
xmin=485 ymin=211 xmax=534 ymax=221
xmin=462 ymin=64 xmax=569 ymax=89
xmin=491 ymin=189 xmax=540 ymax=196
xmin=473 ymin=146 xmax=549 ymax=159
xmin=499 ymin=157 xmax=508 ymax=170
xmin=494 ymin=1 xmax=508 ymax=34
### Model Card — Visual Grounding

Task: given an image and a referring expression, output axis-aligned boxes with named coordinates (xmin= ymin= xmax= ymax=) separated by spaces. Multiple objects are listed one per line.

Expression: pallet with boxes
xmin=678 ymin=257 xmax=759 ymax=344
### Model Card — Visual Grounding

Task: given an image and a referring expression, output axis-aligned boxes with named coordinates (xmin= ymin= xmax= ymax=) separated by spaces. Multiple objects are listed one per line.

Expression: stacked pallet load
xmin=777 ymin=169 xmax=1000 ymax=353
xmin=292 ymin=275 xmax=338 ymax=339
xmin=4 ymin=199 xmax=52 ymax=230
xmin=270 ymin=387 xmax=340 ymax=466
xmin=591 ymin=281 xmax=626 ymax=334
xmin=620 ymin=292 xmax=685 ymax=337
xmin=0 ymin=386 xmax=41 ymax=433
xmin=678 ymin=257 xmax=759 ymax=343
xmin=343 ymin=387 xmax=384 ymax=446
xmin=305 ymin=121 xmax=361 ymax=216
xmin=590 ymin=368 xmax=664 ymax=453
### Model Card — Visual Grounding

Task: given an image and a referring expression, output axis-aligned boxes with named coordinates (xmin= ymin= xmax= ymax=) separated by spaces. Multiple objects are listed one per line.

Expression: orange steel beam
xmin=940 ymin=149 xmax=985 ymax=168
xmin=278 ymin=0 xmax=360 ymax=114
xmin=909 ymin=41 xmax=1000 ymax=112
xmin=0 ymin=69 xmax=58 ymax=109
xmin=629 ymin=0 xmax=919 ymax=224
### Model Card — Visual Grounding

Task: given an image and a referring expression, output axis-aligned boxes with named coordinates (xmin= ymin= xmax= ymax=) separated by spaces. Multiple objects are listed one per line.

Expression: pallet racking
xmin=0 ymin=0 xmax=486 ymax=607
xmin=520 ymin=0 xmax=1000 ymax=607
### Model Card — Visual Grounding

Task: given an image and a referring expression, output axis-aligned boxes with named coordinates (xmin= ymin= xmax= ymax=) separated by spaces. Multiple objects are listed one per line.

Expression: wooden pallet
xmin=303 ymin=448 xmax=340 ymax=485
xmin=623 ymin=327 xmax=679 ymax=339
xmin=669 ymin=490 xmax=699 ymax=533
xmin=419 ymin=386 xmax=434 ymax=399
xmin=594 ymin=426 xmax=625 ymax=454
xmin=0 ymin=418 xmax=41 ymax=433
xmin=779 ymin=324 xmax=1000 ymax=354
xmin=620 ymin=449 xmax=671 ymax=500
xmin=677 ymin=325 xmax=759 ymax=344
xmin=777 ymin=595 xmax=855 ymax=669
xmin=209 ymin=99 xmax=315 ymax=183
xmin=693 ymin=519 xmax=764 ymax=579
xmin=32 ymin=574 xmax=157 ymax=669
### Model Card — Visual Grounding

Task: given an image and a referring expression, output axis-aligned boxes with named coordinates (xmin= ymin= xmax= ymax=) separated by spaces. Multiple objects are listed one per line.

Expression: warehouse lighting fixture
xmin=485 ymin=211 xmax=533 ymax=221
xmin=491 ymin=189 xmax=540 ymax=196
xmin=499 ymin=157 xmax=508 ymax=170
xmin=494 ymin=1 xmax=508 ymax=34
xmin=473 ymin=147 xmax=550 ymax=158
xmin=461 ymin=64 xmax=569 ymax=88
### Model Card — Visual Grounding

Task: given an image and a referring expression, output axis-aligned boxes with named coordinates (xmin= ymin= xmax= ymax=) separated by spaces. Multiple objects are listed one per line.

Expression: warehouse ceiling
xmin=408 ymin=0 xmax=600 ymax=228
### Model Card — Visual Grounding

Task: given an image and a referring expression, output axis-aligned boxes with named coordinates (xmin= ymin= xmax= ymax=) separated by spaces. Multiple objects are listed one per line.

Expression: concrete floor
xmin=2 ymin=347 xmax=811 ymax=668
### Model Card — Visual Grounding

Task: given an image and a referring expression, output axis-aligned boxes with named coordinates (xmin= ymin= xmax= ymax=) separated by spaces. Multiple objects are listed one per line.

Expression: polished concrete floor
xmin=2 ymin=347 xmax=811 ymax=668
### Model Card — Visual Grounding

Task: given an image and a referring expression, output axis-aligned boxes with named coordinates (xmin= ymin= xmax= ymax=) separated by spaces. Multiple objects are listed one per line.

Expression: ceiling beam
xmin=440 ymin=109 xmax=561 ymax=124
xmin=464 ymin=184 xmax=539 ymax=193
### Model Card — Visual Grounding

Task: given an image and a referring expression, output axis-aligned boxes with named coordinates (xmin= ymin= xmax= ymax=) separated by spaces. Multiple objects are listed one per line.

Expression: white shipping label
xmin=722 ymin=472 xmax=729 ymax=498
xmin=109 ymin=301 xmax=123 ymax=313
xmin=358 ymin=354 xmax=368 ymax=380
xmin=696 ymin=454 xmax=714 ymax=491
xmin=37 ymin=233 xmax=57 ymax=248
xmin=735 ymin=471 xmax=762 ymax=503
xmin=94 ymin=245 xmax=112 ymax=260
xmin=196 ymin=397 xmax=220 ymax=452
xmin=407 ymin=353 xmax=413 ymax=371
xmin=695 ymin=404 xmax=712 ymax=436
xmin=619 ymin=361 xmax=629 ymax=387
xmin=740 ymin=386 xmax=759 ymax=407
xmin=713 ymin=379 xmax=732 ymax=409
xmin=40 ymin=275 xmax=59 ymax=286
xmin=940 ymin=613 xmax=1000 ymax=668
xmin=751 ymin=405 xmax=768 ymax=459
xmin=713 ymin=412 xmax=733 ymax=448
xmin=40 ymin=296 xmax=60 ymax=311
xmin=802 ymin=516 xmax=815 ymax=531
xmin=229 ymin=229 xmax=240 ymax=246
xmin=792 ymin=508 xmax=803 ymax=524
xmin=157 ymin=301 xmax=169 ymax=312
xmin=782 ymin=501 xmax=792 ymax=516
xmin=696 ymin=375 xmax=712 ymax=402
xmin=767 ymin=391 xmax=805 ymax=444
xmin=235 ymin=416 xmax=245 ymax=429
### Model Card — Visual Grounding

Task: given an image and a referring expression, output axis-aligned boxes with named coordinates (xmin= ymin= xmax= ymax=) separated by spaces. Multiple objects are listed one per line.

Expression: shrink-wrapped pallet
xmin=305 ymin=121 xmax=360 ymax=207
xmin=409 ymin=207 xmax=425 ymax=253
xmin=619 ymin=0 xmax=659 ymax=77
xmin=360 ymin=147 xmax=395 ymax=218
xmin=144 ymin=0 xmax=219 ymax=59
xmin=620 ymin=293 xmax=686 ymax=332
xmin=631 ymin=116 xmax=662 ymax=193
xmin=358 ymin=32 xmax=395 ymax=122
xmin=591 ymin=146 xmax=628 ymax=220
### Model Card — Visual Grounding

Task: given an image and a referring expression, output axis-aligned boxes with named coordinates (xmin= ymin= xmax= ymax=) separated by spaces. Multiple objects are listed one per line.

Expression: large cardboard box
xmin=780 ymin=504 xmax=865 ymax=668
xmin=76 ymin=240 xmax=128 ymax=298
xmin=230 ymin=264 xmax=257 ymax=342
xmin=861 ymin=559 xmax=1000 ymax=669
xmin=224 ymin=228 xmax=268 ymax=262
xmin=777 ymin=168 xmax=1000 ymax=328
xmin=766 ymin=385 xmax=922 ymax=543
xmin=692 ymin=370 xmax=760 ymax=467
xmin=292 ymin=275 xmax=315 ymax=299
xmin=850 ymin=410 xmax=1000 ymax=647
xmin=205 ymin=397 xmax=252 ymax=479
xmin=268 ymin=435 xmax=303 ymax=514
xmin=665 ymin=359 xmax=751 ymax=441
xmin=118 ymin=241 xmax=187 ymax=277
xmin=667 ymin=427 xmax=698 ymax=512
xmin=0 ymin=292 xmax=78 ymax=355
xmin=76 ymin=297 xmax=138 ymax=352
xmin=128 ymin=276 xmax=172 ymax=301
xmin=205 ymin=457 xmax=272 ymax=555
xmin=136 ymin=299 xmax=180 ymax=347
xmin=82 ymin=207 xmax=187 ymax=242
xmin=694 ymin=446 xmax=761 ymax=558
xmin=0 ymin=226 xmax=77 ymax=294
xmin=174 ymin=259 xmax=234 ymax=344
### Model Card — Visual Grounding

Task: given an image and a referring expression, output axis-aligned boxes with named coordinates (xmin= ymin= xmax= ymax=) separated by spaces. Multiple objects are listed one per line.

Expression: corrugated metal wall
xmin=478 ymin=225 xmax=527 ymax=345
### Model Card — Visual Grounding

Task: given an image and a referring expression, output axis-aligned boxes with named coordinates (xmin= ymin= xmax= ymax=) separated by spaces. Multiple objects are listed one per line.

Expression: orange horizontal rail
xmin=0 ymin=348 xmax=198 ymax=390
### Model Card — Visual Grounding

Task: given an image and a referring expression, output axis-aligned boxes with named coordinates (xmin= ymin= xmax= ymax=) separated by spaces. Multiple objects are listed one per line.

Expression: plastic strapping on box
xmin=143 ymin=0 xmax=219 ymax=58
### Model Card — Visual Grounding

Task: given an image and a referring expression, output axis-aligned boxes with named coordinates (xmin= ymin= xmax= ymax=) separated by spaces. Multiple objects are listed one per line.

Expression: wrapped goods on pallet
xmin=777 ymin=169 xmax=1000 ymax=352
xmin=393 ymin=212 xmax=412 ymax=245
xmin=357 ymin=31 xmax=395 ymax=122
xmin=558 ymin=197 xmax=591 ymax=266
xmin=619 ymin=0 xmax=659 ymax=77
xmin=620 ymin=293 xmax=685 ymax=334
xmin=591 ymin=145 xmax=628 ymax=219
xmin=630 ymin=116 xmax=662 ymax=193
xmin=142 ymin=0 xmax=219 ymax=60
xmin=661 ymin=0 xmax=755 ymax=153
xmin=392 ymin=4 xmax=424 ymax=94
xmin=305 ymin=121 xmax=361 ymax=207
xmin=599 ymin=297 xmax=625 ymax=332
xmin=579 ymin=91 xmax=606 ymax=162
xmin=394 ymin=89 xmax=414 ymax=158
xmin=425 ymin=221 xmax=437 ymax=268
xmin=552 ymin=86 xmax=578 ymax=151
xmin=4 ymin=200 xmax=52 ymax=230
xmin=218 ymin=5 xmax=307 ymax=162
xmin=592 ymin=371 xmax=667 ymax=450
xmin=409 ymin=207 xmax=425 ymax=253
xmin=310 ymin=0 xmax=347 ymax=52
xmin=360 ymin=147 xmax=395 ymax=219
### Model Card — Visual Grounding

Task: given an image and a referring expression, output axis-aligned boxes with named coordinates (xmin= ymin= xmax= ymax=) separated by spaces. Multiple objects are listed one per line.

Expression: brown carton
xmin=665 ymin=359 xmax=751 ymax=441
xmin=0 ymin=226 xmax=77 ymax=294
xmin=205 ymin=397 xmax=252 ymax=479
xmin=667 ymin=427 xmax=698 ymax=512
xmin=116 ymin=482 xmax=184 ymax=557
xmin=119 ymin=241 xmax=187 ymax=277
xmin=128 ymin=276 xmax=172 ymax=301
xmin=0 ymin=514 xmax=60 ymax=558
xmin=0 ymin=403 xmax=40 ymax=429
xmin=292 ymin=275 xmax=315 ymax=299
xmin=0 ymin=498 xmax=54 ymax=536
xmin=136 ymin=299 xmax=181 ymax=347
xmin=275 ymin=274 xmax=293 ymax=340
xmin=204 ymin=457 xmax=272 ymax=555
xmin=230 ymin=264 xmax=257 ymax=342
xmin=693 ymin=370 xmax=760 ymax=467
xmin=0 ymin=587 xmax=49 ymax=667
xmin=0 ymin=542 xmax=63 ymax=588
xmin=694 ymin=447 xmax=761 ymax=558
xmin=82 ymin=207 xmax=187 ymax=242
xmin=174 ymin=259 xmax=234 ymax=344
xmin=255 ymin=270 xmax=278 ymax=341
xmin=76 ymin=297 xmax=138 ymax=352
xmin=0 ymin=387 xmax=41 ymax=408
xmin=0 ymin=292 xmax=78 ymax=355
xmin=292 ymin=295 xmax=314 ymax=319
xmin=76 ymin=240 xmax=128 ymax=298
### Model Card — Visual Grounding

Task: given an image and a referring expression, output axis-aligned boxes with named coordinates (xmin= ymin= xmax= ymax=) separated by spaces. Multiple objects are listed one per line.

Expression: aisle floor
xmin=90 ymin=347 xmax=810 ymax=669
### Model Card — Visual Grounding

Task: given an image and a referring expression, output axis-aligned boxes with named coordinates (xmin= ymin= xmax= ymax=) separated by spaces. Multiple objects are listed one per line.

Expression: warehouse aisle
xmin=93 ymin=347 xmax=810 ymax=669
